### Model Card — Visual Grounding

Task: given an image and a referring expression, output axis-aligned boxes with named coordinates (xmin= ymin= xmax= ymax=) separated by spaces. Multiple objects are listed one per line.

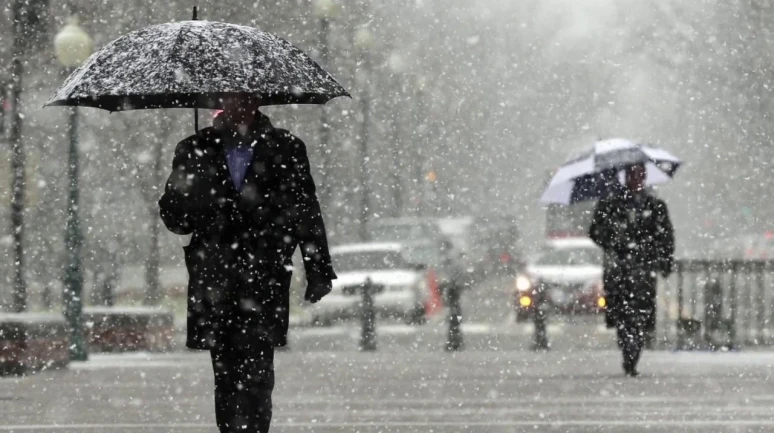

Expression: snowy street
xmin=4 ymin=0 xmax=774 ymax=432
xmin=2 ymin=350 xmax=773 ymax=432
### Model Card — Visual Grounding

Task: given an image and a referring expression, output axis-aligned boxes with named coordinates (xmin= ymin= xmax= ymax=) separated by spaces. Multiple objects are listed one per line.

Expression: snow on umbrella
xmin=540 ymin=138 xmax=683 ymax=205
xmin=45 ymin=20 xmax=349 ymax=112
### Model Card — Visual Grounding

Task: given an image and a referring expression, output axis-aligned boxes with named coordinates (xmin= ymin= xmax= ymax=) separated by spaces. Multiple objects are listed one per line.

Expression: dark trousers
xmin=616 ymin=301 xmax=645 ymax=370
xmin=210 ymin=342 xmax=275 ymax=432
xmin=205 ymin=260 xmax=283 ymax=432
xmin=614 ymin=269 xmax=655 ymax=371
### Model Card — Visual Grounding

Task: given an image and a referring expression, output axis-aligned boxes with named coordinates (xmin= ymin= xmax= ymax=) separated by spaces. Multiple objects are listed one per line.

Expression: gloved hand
xmin=305 ymin=276 xmax=332 ymax=303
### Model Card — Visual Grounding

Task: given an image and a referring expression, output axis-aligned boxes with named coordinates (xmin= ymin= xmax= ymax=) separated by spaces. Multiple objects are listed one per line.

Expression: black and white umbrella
xmin=540 ymin=138 xmax=683 ymax=205
xmin=46 ymin=16 xmax=349 ymax=114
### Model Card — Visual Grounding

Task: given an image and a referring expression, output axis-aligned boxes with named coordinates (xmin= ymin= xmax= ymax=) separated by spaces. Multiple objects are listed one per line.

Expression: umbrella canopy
xmin=46 ymin=20 xmax=349 ymax=111
xmin=540 ymin=138 xmax=683 ymax=205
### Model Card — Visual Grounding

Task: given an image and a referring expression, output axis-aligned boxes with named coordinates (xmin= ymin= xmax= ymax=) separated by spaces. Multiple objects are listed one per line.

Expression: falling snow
xmin=1 ymin=1 xmax=774 ymax=432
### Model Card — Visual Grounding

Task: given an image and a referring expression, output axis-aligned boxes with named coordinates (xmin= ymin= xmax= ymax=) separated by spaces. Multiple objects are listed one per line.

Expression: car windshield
xmin=332 ymin=251 xmax=412 ymax=273
xmin=536 ymin=247 xmax=602 ymax=266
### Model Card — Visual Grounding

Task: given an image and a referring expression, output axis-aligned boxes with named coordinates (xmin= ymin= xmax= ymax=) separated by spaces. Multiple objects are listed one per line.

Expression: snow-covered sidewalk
xmin=2 ymin=350 xmax=773 ymax=432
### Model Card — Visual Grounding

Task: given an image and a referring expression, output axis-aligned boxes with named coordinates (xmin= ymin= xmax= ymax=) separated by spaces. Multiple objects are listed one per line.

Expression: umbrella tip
xmin=192 ymin=6 xmax=198 ymax=20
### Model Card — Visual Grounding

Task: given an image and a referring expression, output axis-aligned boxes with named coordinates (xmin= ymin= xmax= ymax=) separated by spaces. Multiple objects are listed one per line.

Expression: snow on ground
xmin=2 ymin=350 xmax=774 ymax=432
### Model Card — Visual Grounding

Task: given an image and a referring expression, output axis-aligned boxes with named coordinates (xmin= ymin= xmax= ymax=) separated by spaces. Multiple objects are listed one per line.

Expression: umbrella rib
xmin=171 ymin=24 xmax=189 ymax=87
xmin=188 ymin=23 xmax=202 ymax=132
xmin=189 ymin=24 xmax=212 ymax=92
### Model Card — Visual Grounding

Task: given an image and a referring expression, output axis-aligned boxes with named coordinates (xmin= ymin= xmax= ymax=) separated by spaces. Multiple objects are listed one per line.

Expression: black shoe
xmin=622 ymin=356 xmax=639 ymax=377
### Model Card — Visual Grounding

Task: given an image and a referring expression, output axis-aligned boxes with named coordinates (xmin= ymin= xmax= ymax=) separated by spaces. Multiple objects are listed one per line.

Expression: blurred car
xmin=465 ymin=215 xmax=522 ymax=280
xmin=307 ymin=242 xmax=434 ymax=326
xmin=364 ymin=217 xmax=450 ymax=297
xmin=513 ymin=237 xmax=604 ymax=321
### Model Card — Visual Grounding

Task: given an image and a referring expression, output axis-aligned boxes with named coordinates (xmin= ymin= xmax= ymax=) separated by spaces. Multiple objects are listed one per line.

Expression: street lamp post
xmin=387 ymin=51 xmax=407 ymax=217
xmin=9 ymin=0 xmax=28 ymax=312
xmin=313 ymin=0 xmax=337 ymax=214
xmin=354 ymin=27 xmax=374 ymax=242
xmin=414 ymin=77 xmax=429 ymax=216
xmin=54 ymin=16 xmax=93 ymax=361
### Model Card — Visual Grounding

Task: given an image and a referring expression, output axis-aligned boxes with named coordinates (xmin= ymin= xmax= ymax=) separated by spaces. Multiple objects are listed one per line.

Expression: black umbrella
xmin=46 ymin=8 xmax=349 ymax=129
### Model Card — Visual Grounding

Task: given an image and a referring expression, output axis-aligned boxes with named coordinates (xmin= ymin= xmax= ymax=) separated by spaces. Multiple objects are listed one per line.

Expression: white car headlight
xmin=515 ymin=275 xmax=532 ymax=292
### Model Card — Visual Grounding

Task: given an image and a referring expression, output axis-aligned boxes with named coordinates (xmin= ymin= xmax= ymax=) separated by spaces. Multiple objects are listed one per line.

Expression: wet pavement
xmin=3 ymin=276 xmax=771 ymax=432
xmin=2 ymin=350 xmax=774 ymax=432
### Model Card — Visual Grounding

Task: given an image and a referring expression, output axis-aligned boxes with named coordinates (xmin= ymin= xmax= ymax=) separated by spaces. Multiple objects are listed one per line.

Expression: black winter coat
xmin=159 ymin=115 xmax=336 ymax=350
xmin=589 ymin=191 xmax=675 ymax=329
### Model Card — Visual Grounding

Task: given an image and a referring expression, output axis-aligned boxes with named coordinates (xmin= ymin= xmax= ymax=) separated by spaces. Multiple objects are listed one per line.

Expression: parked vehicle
xmin=465 ymin=214 xmax=522 ymax=280
xmin=307 ymin=242 xmax=435 ymax=326
xmin=513 ymin=237 xmax=604 ymax=321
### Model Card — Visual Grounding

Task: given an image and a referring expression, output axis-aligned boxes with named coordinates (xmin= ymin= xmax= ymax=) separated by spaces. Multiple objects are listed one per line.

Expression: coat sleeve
xmin=589 ymin=199 xmax=614 ymax=251
xmin=288 ymin=134 xmax=337 ymax=280
xmin=654 ymin=199 xmax=676 ymax=276
xmin=158 ymin=137 xmax=215 ymax=235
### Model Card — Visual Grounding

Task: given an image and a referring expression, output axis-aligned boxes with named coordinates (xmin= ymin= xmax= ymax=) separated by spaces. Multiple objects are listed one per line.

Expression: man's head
xmin=626 ymin=163 xmax=646 ymax=192
xmin=220 ymin=94 xmax=262 ymax=132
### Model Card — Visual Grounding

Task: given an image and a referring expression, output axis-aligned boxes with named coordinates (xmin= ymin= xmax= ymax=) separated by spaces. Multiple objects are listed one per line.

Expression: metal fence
xmin=657 ymin=259 xmax=774 ymax=350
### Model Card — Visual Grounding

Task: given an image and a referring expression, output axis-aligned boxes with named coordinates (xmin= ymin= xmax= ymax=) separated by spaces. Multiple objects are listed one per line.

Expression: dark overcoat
xmin=589 ymin=191 xmax=675 ymax=330
xmin=159 ymin=115 xmax=336 ymax=350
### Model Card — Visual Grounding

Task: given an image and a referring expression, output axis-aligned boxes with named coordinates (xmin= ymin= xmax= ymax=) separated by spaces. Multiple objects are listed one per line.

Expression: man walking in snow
xmin=159 ymin=95 xmax=336 ymax=432
xmin=589 ymin=164 xmax=674 ymax=376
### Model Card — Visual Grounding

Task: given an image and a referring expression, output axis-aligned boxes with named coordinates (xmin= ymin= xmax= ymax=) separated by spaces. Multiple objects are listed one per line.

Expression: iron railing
xmin=658 ymin=259 xmax=774 ymax=350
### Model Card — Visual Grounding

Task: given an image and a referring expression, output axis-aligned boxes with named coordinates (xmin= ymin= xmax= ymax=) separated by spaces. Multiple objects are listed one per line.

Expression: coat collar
xmin=611 ymin=189 xmax=657 ymax=210
xmin=213 ymin=112 xmax=274 ymax=140
xmin=195 ymin=113 xmax=282 ymax=202
xmin=206 ymin=112 xmax=281 ymax=158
